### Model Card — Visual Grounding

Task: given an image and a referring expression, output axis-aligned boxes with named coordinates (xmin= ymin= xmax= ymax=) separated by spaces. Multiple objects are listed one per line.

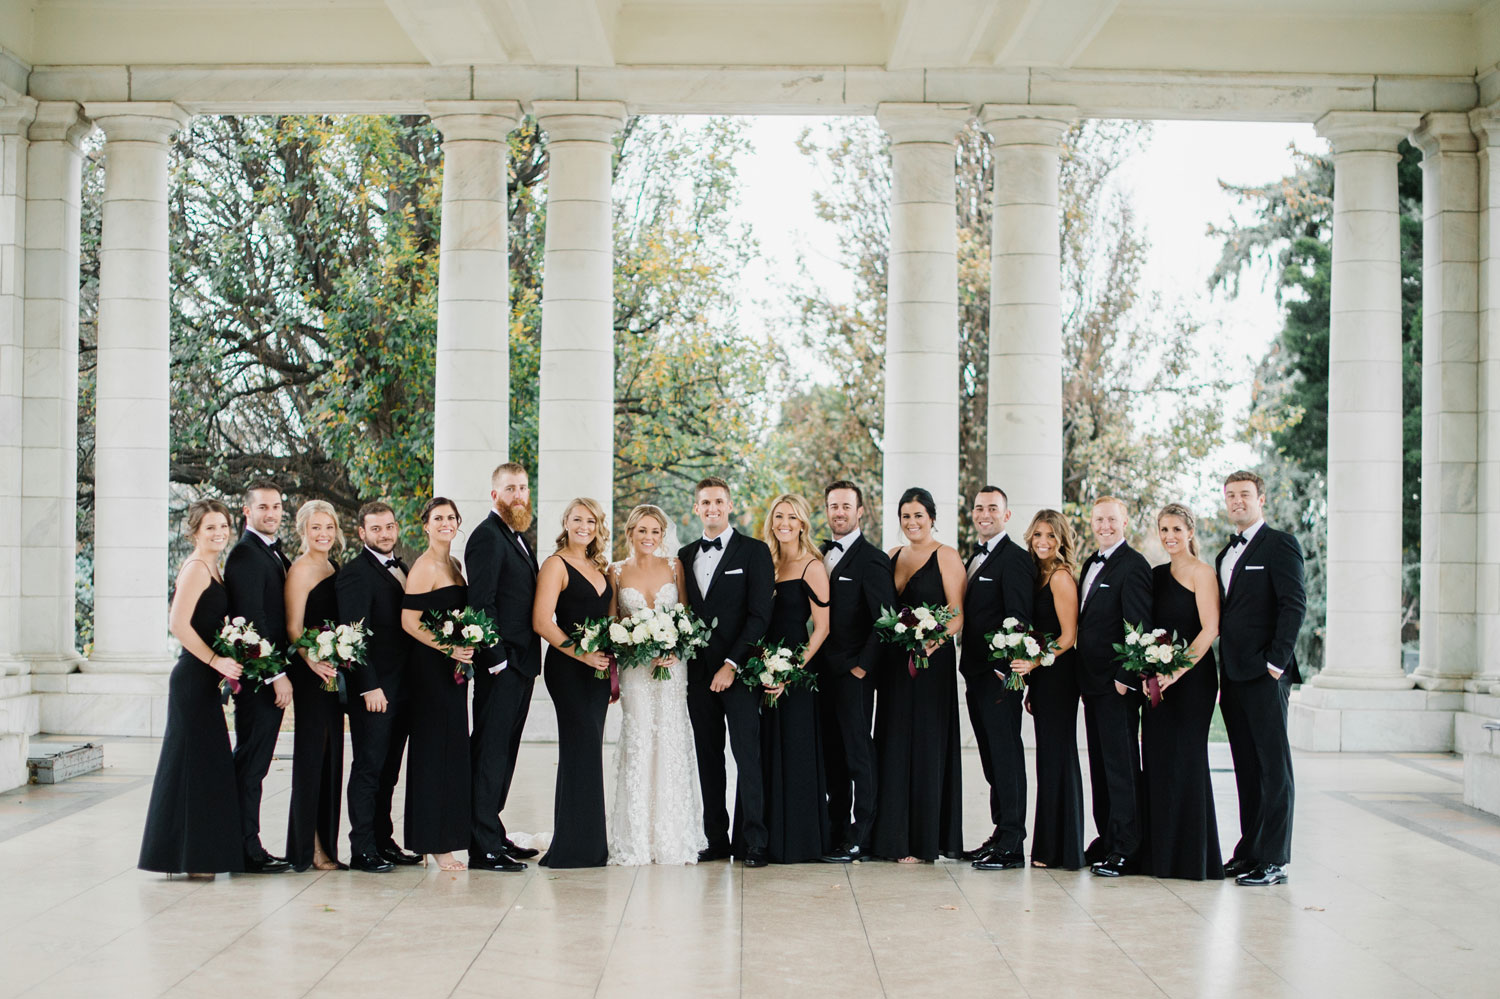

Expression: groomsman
xmin=224 ymin=481 xmax=294 ymax=874
xmin=1216 ymin=471 xmax=1305 ymax=887
xmin=815 ymin=480 xmax=894 ymax=863
xmin=337 ymin=501 xmax=419 ymax=873
xmin=679 ymin=476 xmax=775 ymax=867
xmin=1075 ymin=496 xmax=1152 ymax=877
xmin=960 ymin=486 xmax=1036 ymax=871
xmin=465 ymin=463 xmax=540 ymax=873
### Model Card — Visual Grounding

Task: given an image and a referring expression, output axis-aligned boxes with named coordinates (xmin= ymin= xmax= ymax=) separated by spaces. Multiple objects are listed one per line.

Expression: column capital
xmin=1409 ymin=112 xmax=1477 ymax=159
xmin=83 ymin=102 xmax=191 ymax=144
xmin=1466 ymin=106 xmax=1500 ymax=148
xmin=875 ymin=103 xmax=971 ymax=145
xmin=0 ymin=96 xmax=37 ymax=136
xmin=1315 ymin=111 xmax=1421 ymax=154
xmin=532 ymin=100 xmax=626 ymax=143
xmin=425 ymin=100 xmax=522 ymax=142
xmin=27 ymin=101 xmax=91 ymax=148
xmin=979 ymin=104 xmax=1076 ymax=146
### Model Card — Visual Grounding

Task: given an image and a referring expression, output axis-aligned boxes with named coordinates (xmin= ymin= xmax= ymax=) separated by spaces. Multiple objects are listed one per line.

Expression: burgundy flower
xmin=899 ymin=608 xmax=920 ymax=628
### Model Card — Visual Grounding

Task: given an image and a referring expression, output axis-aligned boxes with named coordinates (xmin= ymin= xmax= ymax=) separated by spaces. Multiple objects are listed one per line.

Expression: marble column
xmin=0 ymin=98 xmax=35 ymax=677
xmin=21 ymin=102 xmax=89 ymax=674
xmin=877 ymin=103 xmax=969 ymax=543
xmin=980 ymin=104 xmax=1074 ymax=530
xmin=1472 ymin=111 xmax=1500 ymax=695
xmin=533 ymin=101 xmax=623 ymax=537
xmin=81 ymin=103 xmax=189 ymax=674
xmin=426 ymin=102 xmax=520 ymax=543
xmin=1410 ymin=114 xmax=1480 ymax=691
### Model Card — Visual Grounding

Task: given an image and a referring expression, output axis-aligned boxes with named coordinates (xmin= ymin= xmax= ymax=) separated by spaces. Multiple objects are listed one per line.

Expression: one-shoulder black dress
xmin=402 ymin=584 xmax=473 ymax=856
xmin=285 ymin=569 xmax=346 ymax=870
xmin=139 ymin=575 xmax=244 ymax=873
xmin=871 ymin=548 xmax=962 ymax=861
xmin=1142 ymin=564 xmax=1224 ymax=880
xmin=760 ymin=568 xmax=831 ymax=863
xmin=1027 ymin=570 xmax=1086 ymax=869
xmin=540 ymin=559 xmax=613 ymax=869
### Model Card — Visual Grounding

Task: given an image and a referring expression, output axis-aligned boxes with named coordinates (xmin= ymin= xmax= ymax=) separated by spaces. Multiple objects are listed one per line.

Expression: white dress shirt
xmin=695 ymin=528 xmax=730 ymax=597
xmin=366 ymin=545 xmax=407 ymax=586
xmin=1219 ymin=519 xmax=1264 ymax=594
xmin=967 ymin=531 xmax=1006 ymax=579
xmin=1080 ymin=538 xmax=1125 ymax=609
xmin=825 ymin=528 xmax=861 ymax=572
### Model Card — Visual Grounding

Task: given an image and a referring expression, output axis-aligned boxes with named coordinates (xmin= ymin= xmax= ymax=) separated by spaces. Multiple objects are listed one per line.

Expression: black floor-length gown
xmin=286 ymin=570 xmax=346 ymax=871
xmin=871 ymin=549 xmax=963 ymax=861
xmin=1142 ymin=564 xmax=1224 ymax=880
xmin=139 ymin=575 xmax=244 ymax=874
xmin=401 ymin=584 xmax=472 ymax=856
xmin=760 ymin=569 xmax=831 ymax=863
xmin=1027 ymin=572 xmax=1087 ymax=870
xmin=540 ymin=560 xmax=613 ymax=869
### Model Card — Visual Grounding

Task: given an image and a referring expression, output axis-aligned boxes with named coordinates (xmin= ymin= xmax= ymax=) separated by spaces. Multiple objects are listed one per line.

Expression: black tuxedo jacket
xmin=1215 ymin=525 xmax=1306 ymax=684
xmin=464 ymin=510 xmax=542 ymax=679
xmin=815 ymin=534 xmax=895 ymax=677
xmin=224 ymin=532 xmax=291 ymax=655
xmin=1075 ymin=541 xmax=1153 ymax=696
xmin=958 ymin=535 xmax=1036 ymax=680
xmin=336 ymin=547 xmax=413 ymax=700
xmin=677 ymin=529 xmax=774 ymax=680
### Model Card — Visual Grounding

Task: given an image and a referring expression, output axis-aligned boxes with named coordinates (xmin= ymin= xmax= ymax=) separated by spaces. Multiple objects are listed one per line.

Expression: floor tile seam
xmin=1156 ymin=878 xmax=1300 ymax=992
xmin=299 ymin=870 xmax=433 ymax=999
xmin=844 ymin=864 xmax=889 ymax=998
xmin=0 ymin=775 xmax=154 ymax=844
xmin=1376 ymin=753 xmax=1464 ymax=784
xmin=1324 ymin=789 xmax=1500 ymax=869
xmin=939 ymin=864 xmax=1033 ymax=999
xmin=1414 ymin=790 xmax=1500 ymax=829
xmin=588 ymin=864 xmax=640 ymax=999
xmin=1049 ymin=872 xmax=1172 ymax=996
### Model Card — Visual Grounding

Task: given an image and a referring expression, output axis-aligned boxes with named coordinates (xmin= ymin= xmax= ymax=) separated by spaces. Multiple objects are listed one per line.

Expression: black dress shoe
xmin=349 ymin=852 xmax=394 ymax=873
xmin=742 ymin=848 xmax=769 ymax=868
xmin=1223 ymin=857 xmax=1255 ymax=877
xmin=1083 ymin=838 xmax=1108 ymax=866
xmin=698 ymin=845 xmax=732 ymax=862
xmin=819 ymin=843 xmax=863 ymax=864
xmin=961 ymin=844 xmax=997 ymax=861
xmin=243 ymin=855 xmax=293 ymax=874
xmin=378 ymin=845 xmax=423 ymax=866
xmin=1090 ymin=853 xmax=1129 ymax=878
xmin=1235 ymin=863 xmax=1288 ymax=886
xmin=972 ymin=850 xmax=1025 ymax=871
xmin=504 ymin=839 xmax=540 ymax=860
xmin=470 ymin=852 xmax=527 ymax=873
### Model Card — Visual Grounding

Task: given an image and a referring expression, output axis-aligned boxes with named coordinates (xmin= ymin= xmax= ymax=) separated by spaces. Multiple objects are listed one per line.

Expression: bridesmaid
xmin=283 ymin=499 xmax=347 ymax=872
xmin=400 ymin=497 xmax=474 ymax=872
xmin=1142 ymin=503 xmax=1224 ymax=880
xmin=139 ymin=499 xmax=244 ymax=876
xmin=1015 ymin=510 xmax=1086 ymax=870
xmin=532 ymin=496 xmax=614 ymax=869
xmin=759 ymin=493 xmax=832 ymax=863
xmin=873 ymin=486 xmax=966 ymax=863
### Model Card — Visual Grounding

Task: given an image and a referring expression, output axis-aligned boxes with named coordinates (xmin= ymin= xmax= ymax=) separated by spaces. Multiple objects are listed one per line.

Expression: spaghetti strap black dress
xmin=285 ymin=570 xmax=346 ymax=870
xmin=401 ymin=584 xmax=473 ymax=856
xmin=139 ymin=576 xmax=244 ymax=874
xmin=1026 ymin=572 xmax=1086 ymax=869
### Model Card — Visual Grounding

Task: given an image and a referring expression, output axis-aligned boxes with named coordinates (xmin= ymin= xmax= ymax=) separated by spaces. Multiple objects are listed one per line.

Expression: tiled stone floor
xmin=3 ymin=737 xmax=1499 ymax=998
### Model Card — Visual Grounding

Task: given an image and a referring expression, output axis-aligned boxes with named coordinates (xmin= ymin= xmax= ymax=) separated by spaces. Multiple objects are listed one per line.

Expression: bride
xmin=608 ymin=504 xmax=708 ymax=865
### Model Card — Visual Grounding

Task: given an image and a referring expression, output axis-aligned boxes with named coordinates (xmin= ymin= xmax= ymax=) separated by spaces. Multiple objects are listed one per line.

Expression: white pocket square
xmin=978 ymin=576 xmax=992 ymax=582
xmin=1246 ymin=566 xmax=1264 ymax=571
xmin=837 ymin=576 xmax=853 ymax=582
xmin=725 ymin=567 xmax=743 ymax=575
xmin=1099 ymin=583 xmax=1110 ymax=588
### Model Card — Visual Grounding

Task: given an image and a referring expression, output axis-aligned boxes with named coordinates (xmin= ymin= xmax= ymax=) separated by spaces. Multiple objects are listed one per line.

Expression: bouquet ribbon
xmin=1145 ymin=673 xmax=1163 ymax=708
xmin=224 ymin=677 xmax=241 ymax=696
xmin=608 ymin=655 xmax=620 ymax=703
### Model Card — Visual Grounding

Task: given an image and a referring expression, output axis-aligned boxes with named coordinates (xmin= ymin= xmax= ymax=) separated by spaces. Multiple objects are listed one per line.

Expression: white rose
xmin=1023 ymin=637 xmax=1040 ymax=657
xmin=1002 ymin=617 xmax=1019 ymax=630
xmin=990 ymin=633 xmax=1005 ymax=650
xmin=915 ymin=606 xmax=935 ymax=623
xmin=1040 ymin=653 xmax=1055 ymax=667
xmin=243 ymin=628 xmax=260 ymax=645
xmin=231 ymin=616 xmax=247 ymax=627
xmin=1153 ymin=629 xmax=1169 ymax=641
xmin=893 ymin=622 xmax=908 ymax=634
xmin=1007 ymin=633 xmax=1025 ymax=648
xmin=1125 ymin=631 xmax=1140 ymax=646
xmin=1156 ymin=645 xmax=1174 ymax=664
xmin=317 ymin=635 xmax=335 ymax=657
xmin=462 ymin=624 xmax=483 ymax=642
xmin=336 ymin=643 xmax=355 ymax=661
xmin=258 ymin=640 xmax=273 ymax=657
xmin=609 ymin=623 xmax=629 ymax=644
xmin=759 ymin=671 xmax=775 ymax=685
xmin=631 ymin=625 xmax=649 ymax=643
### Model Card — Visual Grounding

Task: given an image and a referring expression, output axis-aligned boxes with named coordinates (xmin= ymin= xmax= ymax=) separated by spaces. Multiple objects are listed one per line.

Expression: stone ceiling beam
xmin=885 ymin=0 xmax=1000 ymax=71
xmin=383 ymin=0 xmax=512 ymax=66
xmin=991 ymin=0 xmax=1121 ymax=68
xmin=500 ymin=0 xmax=615 ymax=67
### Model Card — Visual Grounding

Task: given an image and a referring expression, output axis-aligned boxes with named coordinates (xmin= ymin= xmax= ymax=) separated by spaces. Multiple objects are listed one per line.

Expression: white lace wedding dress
xmin=609 ymin=571 xmax=708 ymax=865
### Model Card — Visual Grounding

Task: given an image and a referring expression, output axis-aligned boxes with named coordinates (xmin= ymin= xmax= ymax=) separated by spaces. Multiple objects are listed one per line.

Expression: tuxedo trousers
xmin=964 ymin=669 xmax=1027 ymax=853
xmin=346 ymin=693 xmax=409 ymax=856
xmin=818 ymin=669 xmax=877 ymax=851
xmin=1081 ymin=690 xmax=1143 ymax=859
xmin=231 ymin=683 xmax=285 ymax=857
xmin=688 ymin=672 xmax=767 ymax=853
xmin=470 ymin=664 xmax=535 ymax=855
xmin=1219 ymin=670 xmax=1294 ymax=866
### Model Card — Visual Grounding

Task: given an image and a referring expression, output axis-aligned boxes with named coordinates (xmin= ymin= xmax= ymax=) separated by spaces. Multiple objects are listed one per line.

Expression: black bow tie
xmin=820 ymin=538 xmax=844 ymax=554
xmin=1229 ymin=534 xmax=1248 ymax=548
xmin=383 ymin=556 xmax=407 ymax=571
xmin=1086 ymin=552 xmax=1107 ymax=568
xmin=699 ymin=537 xmax=723 ymax=552
xmin=969 ymin=542 xmax=989 ymax=561
xmin=266 ymin=538 xmax=282 ymax=552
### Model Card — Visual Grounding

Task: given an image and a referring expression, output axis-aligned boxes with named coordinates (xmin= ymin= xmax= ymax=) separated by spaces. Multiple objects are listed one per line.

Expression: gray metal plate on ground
xmin=27 ymin=743 xmax=104 ymax=784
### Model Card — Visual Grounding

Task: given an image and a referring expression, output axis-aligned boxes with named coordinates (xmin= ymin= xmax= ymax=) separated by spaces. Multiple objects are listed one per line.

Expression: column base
xmin=26 ymin=652 xmax=85 ymax=675
xmin=0 ymin=675 xmax=41 ymax=792
xmin=0 ymin=654 xmax=27 ymax=677
xmin=1457 ymin=691 xmax=1500 ymax=817
xmin=1465 ymin=677 xmax=1500 ymax=693
xmin=1412 ymin=673 xmax=1471 ymax=691
xmin=1289 ymin=683 xmax=1462 ymax=752
xmin=81 ymin=653 xmax=172 ymax=675
xmin=33 ymin=671 xmax=170 ymax=737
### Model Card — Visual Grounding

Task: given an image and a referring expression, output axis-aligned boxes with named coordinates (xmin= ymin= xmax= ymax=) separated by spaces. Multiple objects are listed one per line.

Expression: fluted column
xmin=534 ymin=101 xmax=623 ymax=536
xmin=877 ymin=103 xmax=968 ymax=542
xmin=1410 ymin=113 xmax=1480 ymax=691
xmin=981 ymin=104 xmax=1074 ymax=529
xmin=82 ymin=103 xmax=189 ymax=674
xmin=426 ymin=102 xmax=521 ymax=541
xmin=1472 ymin=111 xmax=1500 ymax=694
xmin=0 ymin=98 xmax=36 ymax=676
xmin=21 ymin=102 xmax=89 ymax=674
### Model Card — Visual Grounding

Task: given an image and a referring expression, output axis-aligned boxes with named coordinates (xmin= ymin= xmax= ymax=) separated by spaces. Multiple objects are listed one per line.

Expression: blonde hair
xmin=623 ymin=504 xmax=670 ymax=548
xmin=1024 ymin=509 xmax=1079 ymax=586
xmin=295 ymin=498 xmax=345 ymax=552
xmin=554 ymin=496 xmax=611 ymax=572
xmin=1093 ymin=495 xmax=1129 ymax=519
xmin=761 ymin=493 xmax=820 ymax=571
xmin=1157 ymin=503 xmax=1200 ymax=558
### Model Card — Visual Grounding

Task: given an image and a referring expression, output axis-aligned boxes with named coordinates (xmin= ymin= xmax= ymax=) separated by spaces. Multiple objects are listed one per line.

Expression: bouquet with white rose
xmin=1112 ymin=621 xmax=1195 ymax=707
xmin=212 ymin=615 xmax=289 ymax=695
xmin=875 ymin=603 xmax=958 ymax=676
xmin=739 ymin=641 xmax=816 ymax=708
xmin=568 ymin=616 xmax=617 ymax=681
xmin=420 ymin=607 xmax=500 ymax=684
xmin=292 ymin=619 xmax=369 ymax=692
xmin=983 ymin=617 xmax=1059 ymax=691
xmin=609 ymin=603 xmax=712 ymax=680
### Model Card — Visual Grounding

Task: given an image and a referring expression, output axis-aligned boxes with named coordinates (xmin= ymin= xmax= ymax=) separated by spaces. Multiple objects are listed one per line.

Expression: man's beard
xmin=500 ymin=500 xmax=533 ymax=534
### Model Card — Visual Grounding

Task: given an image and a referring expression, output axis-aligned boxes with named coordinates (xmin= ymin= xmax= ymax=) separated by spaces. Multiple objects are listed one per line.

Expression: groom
xmin=679 ymin=476 xmax=775 ymax=867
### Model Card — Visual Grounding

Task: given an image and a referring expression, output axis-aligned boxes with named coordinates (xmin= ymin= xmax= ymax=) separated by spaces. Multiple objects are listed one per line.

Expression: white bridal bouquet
xmin=609 ymin=603 xmax=713 ymax=680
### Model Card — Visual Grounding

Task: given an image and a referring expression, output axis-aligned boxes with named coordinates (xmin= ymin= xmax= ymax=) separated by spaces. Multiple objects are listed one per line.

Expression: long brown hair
xmin=1024 ymin=508 xmax=1078 ymax=586
xmin=761 ymin=493 xmax=820 ymax=572
xmin=1157 ymin=503 xmax=1200 ymax=558
xmin=554 ymin=496 xmax=610 ymax=572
